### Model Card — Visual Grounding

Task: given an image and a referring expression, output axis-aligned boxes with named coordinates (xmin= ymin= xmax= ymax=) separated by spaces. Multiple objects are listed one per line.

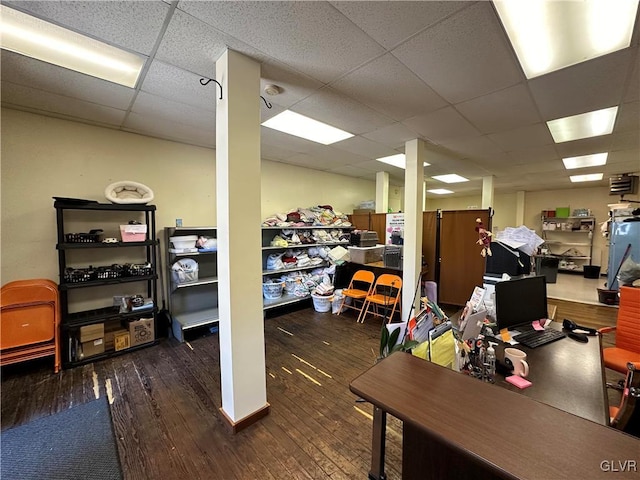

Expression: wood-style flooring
xmin=1 ymin=302 xmax=622 ymax=480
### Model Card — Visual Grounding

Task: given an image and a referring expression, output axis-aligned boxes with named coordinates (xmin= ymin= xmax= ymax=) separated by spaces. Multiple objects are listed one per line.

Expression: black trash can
xmin=583 ymin=265 xmax=601 ymax=279
xmin=536 ymin=256 xmax=559 ymax=284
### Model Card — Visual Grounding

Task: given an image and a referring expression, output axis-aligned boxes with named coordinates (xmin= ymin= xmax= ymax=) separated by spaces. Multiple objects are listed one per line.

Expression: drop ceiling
xmin=2 ymin=1 xmax=639 ymax=197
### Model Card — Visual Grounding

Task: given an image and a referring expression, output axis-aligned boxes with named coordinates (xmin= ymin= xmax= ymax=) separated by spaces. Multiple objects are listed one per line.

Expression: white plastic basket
xmin=312 ymin=293 xmax=334 ymax=313
xmin=171 ymin=258 xmax=199 ymax=284
xmin=263 ymin=281 xmax=285 ymax=299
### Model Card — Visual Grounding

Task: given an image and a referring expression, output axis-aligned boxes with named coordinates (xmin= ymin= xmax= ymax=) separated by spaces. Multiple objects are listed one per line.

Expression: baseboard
xmin=219 ymin=403 xmax=270 ymax=434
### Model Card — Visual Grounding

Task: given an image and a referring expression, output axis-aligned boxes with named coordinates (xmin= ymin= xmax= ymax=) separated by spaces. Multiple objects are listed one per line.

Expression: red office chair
xmin=608 ymin=362 xmax=640 ymax=438
xmin=337 ymin=270 xmax=375 ymax=322
xmin=359 ymin=274 xmax=402 ymax=324
xmin=599 ymin=286 xmax=640 ymax=387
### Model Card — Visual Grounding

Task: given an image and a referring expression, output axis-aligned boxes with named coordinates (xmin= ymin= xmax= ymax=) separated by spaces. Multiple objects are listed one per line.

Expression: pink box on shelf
xmin=119 ymin=224 xmax=148 ymax=242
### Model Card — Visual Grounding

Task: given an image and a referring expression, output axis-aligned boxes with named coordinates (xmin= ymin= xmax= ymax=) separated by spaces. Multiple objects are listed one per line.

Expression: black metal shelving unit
xmin=54 ymin=200 xmax=159 ymax=368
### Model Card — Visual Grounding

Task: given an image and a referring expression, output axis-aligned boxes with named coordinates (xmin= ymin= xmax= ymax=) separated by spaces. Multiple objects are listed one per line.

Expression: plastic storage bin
xmin=171 ymin=258 xmax=199 ymax=284
xmin=312 ymin=293 xmax=334 ymax=312
xmin=263 ymin=281 xmax=284 ymax=299
xmin=583 ymin=265 xmax=601 ymax=279
xmin=120 ymin=224 xmax=148 ymax=242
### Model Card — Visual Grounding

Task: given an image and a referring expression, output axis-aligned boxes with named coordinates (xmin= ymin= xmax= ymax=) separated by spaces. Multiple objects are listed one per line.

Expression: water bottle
xmin=486 ymin=342 xmax=497 ymax=383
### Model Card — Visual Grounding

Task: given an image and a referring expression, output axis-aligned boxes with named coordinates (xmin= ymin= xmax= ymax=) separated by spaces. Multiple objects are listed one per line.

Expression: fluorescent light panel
xmin=570 ymin=173 xmax=604 ymax=183
xmin=432 ymin=174 xmax=469 ymax=184
xmin=547 ymin=107 xmax=618 ymax=143
xmin=262 ymin=110 xmax=354 ymax=145
xmin=494 ymin=0 xmax=639 ymax=79
xmin=427 ymin=189 xmax=453 ymax=195
xmin=376 ymin=154 xmax=430 ymax=169
xmin=0 ymin=5 xmax=144 ymax=88
xmin=563 ymin=152 xmax=608 ymax=170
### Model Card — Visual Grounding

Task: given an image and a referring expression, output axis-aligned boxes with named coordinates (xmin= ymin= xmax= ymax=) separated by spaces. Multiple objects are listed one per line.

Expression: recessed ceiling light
xmin=261 ymin=110 xmax=353 ymax=145
xmin=494 ymin=0 xmax=639 ymax=79
xmin=376 ymin=154 xmax=430 ymax=169
xmin=0 ymin=5 xmax=145 ymax=88
xmin=570 ymin=173 xmax=604 ymax=183
xmin=562 ymin=152 xmax=608 ymax=170
xmin=427 ymin=189 xmax=453 ymax=195
xmin=431 ymin=174 xmax=469 ymax=184
xmin=547 ymin=107 xmax=618 ymax=143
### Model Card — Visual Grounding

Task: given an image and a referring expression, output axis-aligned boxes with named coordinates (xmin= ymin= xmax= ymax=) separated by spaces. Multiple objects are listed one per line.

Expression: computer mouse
xmin=568 ymin=332 xmax=588 ymax=343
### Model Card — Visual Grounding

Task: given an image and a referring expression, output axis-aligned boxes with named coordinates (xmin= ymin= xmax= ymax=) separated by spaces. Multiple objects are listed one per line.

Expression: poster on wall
xmin=386 ymin=213 xmax=404 ymax=245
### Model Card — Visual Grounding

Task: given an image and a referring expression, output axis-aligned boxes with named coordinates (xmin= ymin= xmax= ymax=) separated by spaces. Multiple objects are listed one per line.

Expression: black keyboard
xmin=513 ymin=329 xmax=566 ymax=348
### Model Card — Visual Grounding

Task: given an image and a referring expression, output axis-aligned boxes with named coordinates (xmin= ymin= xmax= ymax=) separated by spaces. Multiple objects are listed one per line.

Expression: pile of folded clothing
xmin=262 ymin=205 xmax=352 ymax=227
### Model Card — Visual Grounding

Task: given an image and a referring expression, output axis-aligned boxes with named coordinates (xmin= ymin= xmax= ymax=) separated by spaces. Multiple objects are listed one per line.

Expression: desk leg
xmin=369 ymin=406 xmax=387 ymax=480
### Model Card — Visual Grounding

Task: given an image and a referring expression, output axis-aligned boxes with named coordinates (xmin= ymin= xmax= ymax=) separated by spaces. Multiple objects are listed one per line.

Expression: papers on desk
xmin=412 ymin=321 xmax=455 ymax=369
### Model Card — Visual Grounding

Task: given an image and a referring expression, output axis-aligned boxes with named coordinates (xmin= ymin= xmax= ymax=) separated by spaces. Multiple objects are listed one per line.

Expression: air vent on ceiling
xmin=609 ymin=174 xmax=639 ymax=196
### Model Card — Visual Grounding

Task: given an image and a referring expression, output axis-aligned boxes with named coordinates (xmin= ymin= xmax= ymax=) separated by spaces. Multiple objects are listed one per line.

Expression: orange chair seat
xmin=343 ymin=288 xmax=369 ymax=300
xmin=610 ymin=405 xmax=619 ymax=422
xmin=603 ymin=348 xmax=640 ymax=373
xmin=366 ymin=294 xmax=398 ymax=306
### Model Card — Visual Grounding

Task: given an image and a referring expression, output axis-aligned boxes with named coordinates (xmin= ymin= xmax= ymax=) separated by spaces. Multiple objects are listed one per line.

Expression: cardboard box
xmin=105 ymin=327 xmax=129 ymax=351
xmin=348 ymin=245 xmax=384 ymax=265
xmin=81 ymin=338 xmax=105 ymax=358
xmin=128 ymin=318 xmax=154 ymax=347
xmin=114 ymin=330 xmax=130 ymax=351
xmin=80 ymin=323 xmax=104 ymax=343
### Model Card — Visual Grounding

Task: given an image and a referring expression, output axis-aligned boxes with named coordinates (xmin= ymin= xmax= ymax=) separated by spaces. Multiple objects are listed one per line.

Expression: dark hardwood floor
xmin=1 ymin=302 xmax=621 ymax=480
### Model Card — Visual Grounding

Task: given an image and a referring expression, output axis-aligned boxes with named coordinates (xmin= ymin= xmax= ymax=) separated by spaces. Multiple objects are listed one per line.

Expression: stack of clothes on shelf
xmin=262 ymin=205 xmax=352 ymax=227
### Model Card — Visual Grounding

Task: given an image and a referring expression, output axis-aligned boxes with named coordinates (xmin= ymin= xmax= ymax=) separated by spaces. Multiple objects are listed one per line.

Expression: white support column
xmin=216 ymin=50 xmax=268 ymax=429
xmin=516 ymin=191 xmax=525 ymax=226
xmin=402 ymin=139 xmax=425 ymax=319
xmin=376 ymin=171 xmax=389 ymax=214
xmin=482 ymin=175 xmax=494 ymax=209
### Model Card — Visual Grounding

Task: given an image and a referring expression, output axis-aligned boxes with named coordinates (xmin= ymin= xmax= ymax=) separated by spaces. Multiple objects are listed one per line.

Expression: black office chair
xmin=609 ymin=362 xmax=640 ymax=438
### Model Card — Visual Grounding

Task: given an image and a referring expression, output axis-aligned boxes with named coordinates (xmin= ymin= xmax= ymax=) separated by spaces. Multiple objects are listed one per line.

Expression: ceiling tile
xmin=610 ymin=131 xmax=640 ymax=151
xmin=488 ymin=123 xmax=554 ymax=151
xmin=362 ymin=123 xmax=422 ymax=150
xmin=439 ymin=136 xmax=505 ymax=159
xmin=131 ymin=91 xmax=215 ymax=130
xmin=123 ymin=111 xmax=214 ymax=148
xmin=261 ymin=143 xmax=298 ymax=162
xmin=260 ymin=61 xmax=324 ymax=109
xmin=1 ymin=81 xmax=126 ymax=126
xmin=178 ymin=0 xmax=385 ymax=83
xmin=332 ymin=135 xmax=397 ymax=161
xmin=623 ymin=48 xmax=639 ymax=103
xmin=392 ymin=2 xmax=523 ymax=104
xmin=330 ymin=1 xmax=469 ymax=49
xmin=614 ymin=101 xmax=639 ymax=133
xmin=0 ymin=51 xmax=136 ymax=110
xmin=292 ymin=87 xmax=395 ymax=135
xmin=330 ymin=53 xmax=447 ymax=121
xmin=504 ymin=145 xmax=559 ymax=166
xmin=3 ymin=0 xmax=169 ymax=55
xmin=155 ymin=9 xmax=260 ymax=78
xmin=402 ymin=106 xmax=481 ymax=143
xmin=456 ymin=84 xmax=540 ymax=134
xmin=140 ymin=61 xmax=218 ymax=112
xmin=553 ymin=136 xmax=615 ymax=158
xmin=529 ymin=49 xmax=632 ymax=120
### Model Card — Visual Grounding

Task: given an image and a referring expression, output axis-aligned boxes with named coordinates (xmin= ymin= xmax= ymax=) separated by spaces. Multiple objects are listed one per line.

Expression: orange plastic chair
xmin=599 ymin=286 xmax=640 ymax=380
xmin=608 ymin=362 xmax=640 ymax=437
xmin=337 ymin=270 xmax=376 ymax=322
xmin=359 ymin=274 xmax=402 ymax=324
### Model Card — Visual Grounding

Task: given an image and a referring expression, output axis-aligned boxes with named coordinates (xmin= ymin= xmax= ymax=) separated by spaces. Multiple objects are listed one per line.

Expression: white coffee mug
xmin=504 ymin=348 xmax=529 ymax=377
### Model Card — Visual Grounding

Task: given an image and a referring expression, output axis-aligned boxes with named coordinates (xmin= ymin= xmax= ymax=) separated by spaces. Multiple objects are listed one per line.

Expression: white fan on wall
xmin=104 ymin=181 xmax=154 ymax=204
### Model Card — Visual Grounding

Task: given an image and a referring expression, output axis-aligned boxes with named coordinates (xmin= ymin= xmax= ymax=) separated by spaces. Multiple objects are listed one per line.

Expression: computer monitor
xmin=495 ymin=275 xmax=548 ymax=331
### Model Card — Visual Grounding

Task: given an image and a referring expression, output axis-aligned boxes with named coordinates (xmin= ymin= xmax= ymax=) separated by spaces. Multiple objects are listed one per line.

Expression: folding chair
xmin=337 ymin=270 xmax=375 ymax=322
xmin=359 ymin=274 xmax=402 ymax=324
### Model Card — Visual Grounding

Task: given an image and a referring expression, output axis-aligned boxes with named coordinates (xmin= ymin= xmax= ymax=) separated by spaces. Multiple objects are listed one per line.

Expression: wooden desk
xmin=494 ymin=327 xmax=609 ymax=425
xmin=350 ymin=352 xmax=640 ymax=480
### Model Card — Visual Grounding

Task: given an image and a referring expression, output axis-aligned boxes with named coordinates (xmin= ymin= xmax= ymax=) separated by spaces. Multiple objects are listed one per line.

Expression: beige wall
xmin=3 ymin=108 xmax=637 ymax=285
xmin=1 ymin=108 xmax=375 ymax=285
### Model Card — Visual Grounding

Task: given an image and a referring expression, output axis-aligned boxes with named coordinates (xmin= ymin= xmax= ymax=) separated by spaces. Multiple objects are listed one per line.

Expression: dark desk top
xmin=350 ymin=353 xmax=640 ymax=480
xmin=493 ymin=326 xmax=608 ymax=425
